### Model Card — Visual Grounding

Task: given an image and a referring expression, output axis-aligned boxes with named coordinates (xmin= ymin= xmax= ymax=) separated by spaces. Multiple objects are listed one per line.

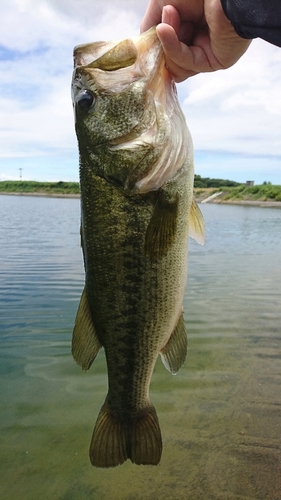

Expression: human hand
xmin=140 ymin=0 xmax=251 ymax=82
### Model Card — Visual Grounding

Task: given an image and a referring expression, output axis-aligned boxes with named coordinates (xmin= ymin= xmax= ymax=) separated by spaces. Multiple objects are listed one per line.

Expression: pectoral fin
xmin=189 ymin=198 xmax=205 ymax=245
xmin=72 ymin=287 xmax=102 ymax=370
xmin=160 ymin=313 xmax=187 ymax=374
xmin=145 ymin=191 xmax=179 ymax=259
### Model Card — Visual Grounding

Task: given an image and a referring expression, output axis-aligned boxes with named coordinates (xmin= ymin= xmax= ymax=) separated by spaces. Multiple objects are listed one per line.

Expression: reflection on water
xmin=0 ymin=195 xmax=280 ymax=500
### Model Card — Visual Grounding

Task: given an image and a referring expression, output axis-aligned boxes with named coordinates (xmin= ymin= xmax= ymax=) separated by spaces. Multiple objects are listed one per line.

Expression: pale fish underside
xmin=71 ymin=28 xmax=205 ymax=468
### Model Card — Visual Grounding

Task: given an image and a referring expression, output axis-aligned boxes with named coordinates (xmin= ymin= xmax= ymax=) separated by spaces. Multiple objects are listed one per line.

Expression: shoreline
xmin=1 ymin=191 xmax=281 ymax=207
xmin=209 ymin=199 xmax=281 ymax=208
xmin=0 ymin=191 xmax=80 ymax=199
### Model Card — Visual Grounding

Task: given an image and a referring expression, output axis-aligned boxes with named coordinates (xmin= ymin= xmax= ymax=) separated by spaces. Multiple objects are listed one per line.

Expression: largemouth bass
xmin=71 ymin=27 xmax=205 ymax=468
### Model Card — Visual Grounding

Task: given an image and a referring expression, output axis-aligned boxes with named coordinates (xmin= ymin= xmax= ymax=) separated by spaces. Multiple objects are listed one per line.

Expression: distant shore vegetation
xmin=194 ymin=174 xmax=240 ymax=188
xmin=1 ymin=179 xmax=281 ymax=202
xmin=194 ymin=182 xmax=281 ymax=203
xmin=216 ymin=183 xmax=281 ymax=202
xmin=0 ymin=180 xmax=80 ymax=195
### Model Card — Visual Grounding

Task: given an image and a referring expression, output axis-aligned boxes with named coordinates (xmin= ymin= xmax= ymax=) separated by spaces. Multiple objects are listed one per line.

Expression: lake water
xmin=0 ymin=194 xmax=280 ymax=500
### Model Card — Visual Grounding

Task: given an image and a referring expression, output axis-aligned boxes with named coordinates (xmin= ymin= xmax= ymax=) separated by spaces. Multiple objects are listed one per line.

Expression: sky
xmin=0 ymin=0 xmax=280 ymax=185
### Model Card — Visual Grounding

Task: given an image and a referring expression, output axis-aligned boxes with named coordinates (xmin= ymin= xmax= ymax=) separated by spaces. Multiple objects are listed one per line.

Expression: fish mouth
xmin=72 ymin=28 xmax=163 ymax=94
xmin=73 ymin=27 xmax=159 ymax=71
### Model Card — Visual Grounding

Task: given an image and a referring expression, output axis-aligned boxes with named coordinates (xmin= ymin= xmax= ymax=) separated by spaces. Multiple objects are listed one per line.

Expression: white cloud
xmin=0 ymin=0 xmax=143 ymax=162
xmin=0 ymin=0 xmax=144 ymax=51
xmin=181 ymin=40 xmax=281 ymax=159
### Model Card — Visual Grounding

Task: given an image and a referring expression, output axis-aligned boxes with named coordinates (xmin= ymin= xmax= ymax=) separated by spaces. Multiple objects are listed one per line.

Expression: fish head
xmin=72 ymin=28 xmax=192 ymax=193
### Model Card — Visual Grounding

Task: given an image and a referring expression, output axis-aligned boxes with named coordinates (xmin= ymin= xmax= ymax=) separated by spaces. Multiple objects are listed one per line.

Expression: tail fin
xmin=89 ymin=402 xmax=162 ymax=468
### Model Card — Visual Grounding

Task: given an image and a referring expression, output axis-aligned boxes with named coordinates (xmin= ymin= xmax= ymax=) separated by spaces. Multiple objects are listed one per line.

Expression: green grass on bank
xmin=1 ymin=180 xmax=281 ymax=202
xmin=217 ymin=184 xmax=281 ymax=202
xmin=0 ymin=181 xmax=80 ymax=195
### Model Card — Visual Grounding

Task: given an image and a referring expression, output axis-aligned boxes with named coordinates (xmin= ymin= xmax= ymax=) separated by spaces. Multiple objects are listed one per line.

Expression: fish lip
xmin=73 ymin=27 xmax=159 ymax=70
xmin=83 ymin=120 xmax=158 ymax=151
xmin=108 ymin=115 xmax=158 ymax=150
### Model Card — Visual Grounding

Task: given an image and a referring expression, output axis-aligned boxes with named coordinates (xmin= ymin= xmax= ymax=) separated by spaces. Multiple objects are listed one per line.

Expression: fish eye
xmin=77 ymin=89 xmax=95 ymax=111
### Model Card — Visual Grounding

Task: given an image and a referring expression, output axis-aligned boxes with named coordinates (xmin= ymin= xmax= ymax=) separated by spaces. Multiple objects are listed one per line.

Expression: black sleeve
xmin=221 ymin=0 xmax=281 ymax=47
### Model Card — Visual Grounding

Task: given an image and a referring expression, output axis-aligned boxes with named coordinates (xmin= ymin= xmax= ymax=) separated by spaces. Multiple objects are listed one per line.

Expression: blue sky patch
xmin=0 ymin=45 xmax=49 ymax=61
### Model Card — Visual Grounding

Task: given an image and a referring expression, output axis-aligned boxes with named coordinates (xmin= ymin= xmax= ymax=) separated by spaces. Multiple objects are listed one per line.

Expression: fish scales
xmin=71 ymin=27 xmax=205 ymax=468
xmin=82 ymin=173 xmax=190 ymax=405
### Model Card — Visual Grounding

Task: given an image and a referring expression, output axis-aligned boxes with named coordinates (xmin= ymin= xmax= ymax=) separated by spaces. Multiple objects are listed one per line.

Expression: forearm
xmin=221 ymin=0 xmax=281 ymax=46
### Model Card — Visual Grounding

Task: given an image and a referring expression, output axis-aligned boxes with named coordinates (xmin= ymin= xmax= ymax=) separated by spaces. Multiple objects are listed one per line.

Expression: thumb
xmin=140 ymin=1 xmax=162 ymax=32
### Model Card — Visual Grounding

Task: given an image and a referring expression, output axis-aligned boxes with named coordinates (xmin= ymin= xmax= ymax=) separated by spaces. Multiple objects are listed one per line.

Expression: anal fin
xmin=160 ymin=313 xmax=187 ymax=374
xmin=72 ymin=286 xmax=102 ymax=370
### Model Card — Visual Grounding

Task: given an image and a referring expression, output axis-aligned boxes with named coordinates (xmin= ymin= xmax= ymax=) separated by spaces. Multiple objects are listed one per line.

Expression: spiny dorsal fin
xmin=145 ymin=192 xmax=179 ymax=260
xmin=87 ymin=39 xmax=137 ymax=71
xmin=189 ymin=197 xmax=205 ymax=245
xmin=160 ymin=313 xmax=188 ymax=374
xmin=72 ymin=287 xmax=102 ymax=370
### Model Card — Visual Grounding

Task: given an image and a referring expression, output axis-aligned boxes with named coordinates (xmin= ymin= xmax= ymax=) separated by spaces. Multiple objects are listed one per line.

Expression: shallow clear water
xmin=0 ymin=195 xmax=280 ymax=500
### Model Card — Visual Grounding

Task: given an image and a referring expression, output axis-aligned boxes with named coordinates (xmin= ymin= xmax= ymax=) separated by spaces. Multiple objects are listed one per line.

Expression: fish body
xmin=71 ymin=28 xmax=204 ymax=468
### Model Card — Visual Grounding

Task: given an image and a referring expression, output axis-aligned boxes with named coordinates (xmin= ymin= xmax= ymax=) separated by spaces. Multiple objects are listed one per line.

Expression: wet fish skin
xmin=71 ymin=28 xmax=205 ymax=468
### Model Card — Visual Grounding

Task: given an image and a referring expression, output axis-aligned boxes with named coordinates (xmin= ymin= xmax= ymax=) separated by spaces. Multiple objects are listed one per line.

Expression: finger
xmin=140 ymin=1 xmax=162 ymax=33
xmin=156 ymin=23 xmax=198 ymax=80
xmin=161 ymin=6 xmax=195 ymax=46
xmin=161 ymin=5 xmax=181 ymax=36
xmin=157 ymin=24 xmax=221 ymax=82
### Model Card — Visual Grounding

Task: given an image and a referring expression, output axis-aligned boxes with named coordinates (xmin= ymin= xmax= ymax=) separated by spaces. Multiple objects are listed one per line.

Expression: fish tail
xmin=89 ymin=402 xmax=127 ymax=468
xmin=89 ymin=402 xmax=162 ymax=468
xmin=130 ymin=405 xmax=162 ymax=466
